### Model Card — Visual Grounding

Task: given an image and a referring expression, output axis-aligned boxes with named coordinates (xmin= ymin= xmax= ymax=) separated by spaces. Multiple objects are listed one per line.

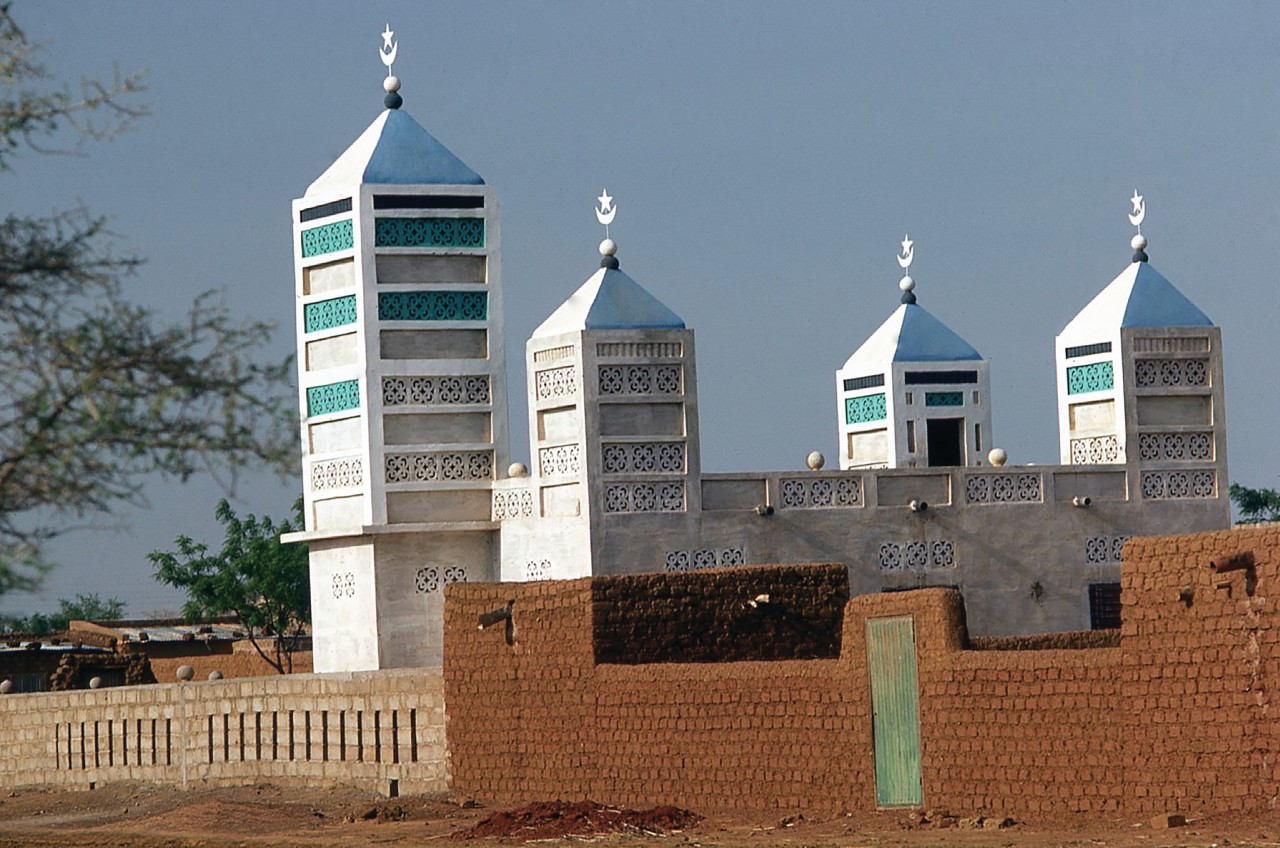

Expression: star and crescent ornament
xmin=380 ymin=24 xmax=398 ymax=74
xmin=897 ymin=233 xmax=914 ymax=270
xmin=1128 ymin=189 xmax=1146 ymax=230
xmin=595 ymin=190 xmax=616 ymax=226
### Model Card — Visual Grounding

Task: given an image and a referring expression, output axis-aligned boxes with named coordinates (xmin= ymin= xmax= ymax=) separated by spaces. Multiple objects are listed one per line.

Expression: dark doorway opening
xmin=926 ymin=418 xmax=964 ymax=467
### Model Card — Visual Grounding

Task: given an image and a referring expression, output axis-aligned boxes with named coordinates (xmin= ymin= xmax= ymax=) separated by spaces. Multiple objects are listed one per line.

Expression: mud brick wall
xmin=592 ymin=563 xmax=848 ymax=664
xmin=444 ymin=578 xmax=599 ymax=803
xmin=1120 ymin=525 xmax=1280 ymax=816
xmin=918 ymin=644 xmax=1124 ymax=815
xmin=0 ymin=669 xmax=447 ymax=795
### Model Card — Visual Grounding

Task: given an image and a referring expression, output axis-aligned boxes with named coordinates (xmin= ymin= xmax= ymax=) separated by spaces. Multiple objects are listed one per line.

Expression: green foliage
xmin=150 ymin=499 xmax=309 ymax=674
xmin=1230 ymin=483 xmax=1280 ymax=524
xmin=0 ymin=5 xmax=295 ymax=592
xmin=1 ymin=591 xmax=125 ymax=635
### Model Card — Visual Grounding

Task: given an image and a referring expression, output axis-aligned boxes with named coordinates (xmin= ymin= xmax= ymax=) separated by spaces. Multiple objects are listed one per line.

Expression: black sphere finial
xmin=1132 ymin=248 xmax=1148 ymax=263
xmin=600 ymin=255 xmax=620 ymax=270
xmin=385 ymin=91 xmax=403 ymax=110
xmin=901 ymin=291 xmax=917 ymax=305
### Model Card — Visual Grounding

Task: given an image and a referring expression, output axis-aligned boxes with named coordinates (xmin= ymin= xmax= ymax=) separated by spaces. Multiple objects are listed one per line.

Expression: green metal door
xmin=866 ymin=616 xmax=923 ymax=806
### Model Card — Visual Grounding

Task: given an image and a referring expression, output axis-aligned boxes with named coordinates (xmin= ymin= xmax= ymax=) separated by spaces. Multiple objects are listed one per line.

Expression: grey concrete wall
xmin=0 ymin=670 xmax=447 ymax=795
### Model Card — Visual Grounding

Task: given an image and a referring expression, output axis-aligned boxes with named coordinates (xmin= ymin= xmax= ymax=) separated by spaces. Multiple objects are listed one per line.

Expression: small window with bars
xmin=1088 ymin=582 xmax=1122 ymax=630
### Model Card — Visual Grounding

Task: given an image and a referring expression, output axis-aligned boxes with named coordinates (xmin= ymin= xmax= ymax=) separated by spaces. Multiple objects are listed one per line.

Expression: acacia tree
xmin=150 ymin=499 xmax=309 ymax=674
xmin=0 ymin=5 xmax=294 ymax=591
xmin=1230 ymin=483 xmax=1280 ymax=524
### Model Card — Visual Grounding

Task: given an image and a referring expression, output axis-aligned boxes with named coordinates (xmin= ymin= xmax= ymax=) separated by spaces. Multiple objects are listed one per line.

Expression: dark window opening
xmin=843 ymin=373 xmax=885 ymax=391
xmin=1065 ymin=342 xmax=1112 ymax=359
xmin=926 ymin=417 xmax=964 ymax=467
xmin=905 ymin=370 xmax=979 ymax=385
xmin=372 ymin=194 xmax=484 ymax=210
xmin=299 ymin=198 xmax=353 ymax=222
xmin=1088 ymin=583 xmax=1122 ymax=629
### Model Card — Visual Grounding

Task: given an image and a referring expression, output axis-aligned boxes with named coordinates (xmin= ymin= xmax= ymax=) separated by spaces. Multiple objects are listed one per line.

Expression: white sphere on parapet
xmin=383 ymin=75 xmax=401 ymax=93
xmin=806 ymin=451 xmax=826 ymax=470
xmin=508 ymin=462 xmax=529 ymax=478
xmin=1131 ymin=234 xmax=1148 ymax=251
xmin=899 ymin=275 xmax=915 ymax=292
xmin=988 ymin=448 xmax=1008 ymax=467
xmin=599 ymin=238 xmax=617 ymax=257
xmin=176 ymin=665 xmax=195 ymax=681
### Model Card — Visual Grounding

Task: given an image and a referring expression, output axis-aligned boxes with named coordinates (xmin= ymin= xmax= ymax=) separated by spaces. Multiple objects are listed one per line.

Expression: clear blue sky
xmin=4 ymin=2 xmax=1277 ymax=615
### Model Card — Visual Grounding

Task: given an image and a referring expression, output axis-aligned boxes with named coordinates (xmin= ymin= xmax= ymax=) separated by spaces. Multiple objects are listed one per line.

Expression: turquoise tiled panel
xmin=300 ymin=219 xmax=354 ymax=257
xmin=1066 ymin=361 xmax=1114 ymax=395
xmin=307 ymin=379 xmax=360 ymax=417
xmin=925 ymin=391 xmax=964 ymax=407
xmin=378 ymin=291 xmax=487 ymax=321
xmin=303 ymin=295 xmax=358 ymax=333
xmin=846 ymin=392 xmax=887 ymax=425
xmin=374 ymin=217 xmax=485 ymax=248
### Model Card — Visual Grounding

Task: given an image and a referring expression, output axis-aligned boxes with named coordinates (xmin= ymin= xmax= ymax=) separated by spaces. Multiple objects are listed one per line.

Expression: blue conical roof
xmin=533 ymin=266 xmax=685 ymax=337
xmin=841 ymin=303 xmax=983 ymax=372
xmin=1059 ymin=261 xmax=1212 ymax=343
xmin=305 ymin=109 xmax=483 ymax=195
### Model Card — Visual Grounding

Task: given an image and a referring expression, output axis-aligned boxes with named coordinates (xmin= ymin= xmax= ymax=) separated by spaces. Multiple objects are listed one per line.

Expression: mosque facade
xmin=285 ymin=46 xmax=1229 ymax=673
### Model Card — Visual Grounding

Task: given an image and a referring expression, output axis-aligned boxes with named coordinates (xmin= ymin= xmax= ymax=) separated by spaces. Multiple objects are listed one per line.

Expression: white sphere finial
xmin=806 ymin=451 xmax=825 ymax=471
xmin=988 ymin=448 xmax=1008 ymax=467
xmin=599 ymin=238 xmax=617 ymax=257
xmin=899 ymin=275 xmax=915 ymax=292
xmin=1131 ymin=233 xmax=1147 ymax=251
xmin=383 ymin=75 xmax=401 ymax=93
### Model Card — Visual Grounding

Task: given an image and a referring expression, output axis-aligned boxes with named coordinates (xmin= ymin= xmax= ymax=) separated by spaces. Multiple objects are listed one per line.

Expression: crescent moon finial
xmin=1128 ymin=190 xmax=1149 ymax=262
xmin=897 ymin=233 xmax=914 ymax=270
xmin=596 ymin=189 xmax=617 ymax=232
xmin=897 ymin=234 xmax=917 ymax=304
xmin=380 ymin=24 xmax=398 ymax=74
xmin=1128 ymin=189 xmax=1146 ymax=230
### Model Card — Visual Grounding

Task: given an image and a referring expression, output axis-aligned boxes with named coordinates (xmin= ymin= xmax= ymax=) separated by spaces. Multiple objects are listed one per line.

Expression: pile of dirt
xmin=452 ymin=800 xmax=701 ymax=840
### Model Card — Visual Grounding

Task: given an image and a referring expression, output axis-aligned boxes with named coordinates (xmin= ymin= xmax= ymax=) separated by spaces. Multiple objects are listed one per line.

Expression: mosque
xmin=284 ymin=31 xmax=1229 ymax=673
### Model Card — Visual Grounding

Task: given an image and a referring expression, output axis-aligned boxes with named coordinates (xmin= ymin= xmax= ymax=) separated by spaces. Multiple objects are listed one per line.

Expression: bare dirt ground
xmin=0 ymin=783 xmax=1276 ymax=848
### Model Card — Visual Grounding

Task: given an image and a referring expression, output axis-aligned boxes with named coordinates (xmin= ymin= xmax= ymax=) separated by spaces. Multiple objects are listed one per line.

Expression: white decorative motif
xmin=605 ymin=482 xmax=685 ymax=513
xmin=538 ymin=444 xmax=581 ymax=477
xmin=663 ymin=547 xmax=746 ymax=572
xmin=1137 ymin=432 xmax=1213 ymax=462
xmin=414 ymin=566 xmax=467 ymax=594
xmin=878 ymin=541 xmax=955 ymax=572
xmin=382 ymin=376 xmax=490 ymax=406
xmin=535 ymin=366 xmax=577 ymax=400
xmin=964 ymin=473 xmax=1042 ymax=504
xmin=385 ymin=451 xmax=493 ymax=483
xmin=596 ymin=342 xmax=682 ymax=358
xmin=778 ymin=476 xmax=861 ymax=509
xmin=492 ymin=489 xmax=535 ymax=520
xmin=601 ymin=442 xmax=685 ymax=474
xmin=1085 ymin=535 xmax=1130 ymax=564
xmin=379 ymin=24 xmax=398 ymax=74
xmin=1141 ymin=470 xmax=1216 ymax=500
xmin=533 ymin=345 xmax=574 ymax=363
xmin=1132 ymin=337 xmax=1209 ymax=355
xmin=1070 ymin=435 xmax=1120 ymax=465
xmin=598 ymin=365 xmax=682 ymax=395
xmin=595 ymin=189 xmax=617 ymax=231
xmin=526 ymin=560 xmax=550 ymax=581
xmin=897 ymin=234 xmax=914 ymax=269
xmin=310 ymin=456 xmax=364 ymax=491
xmin=1133 ymin=358 xmax=1208 ymax=388
xmin=1128 ymin=190 xmax=1146 ymax=229
xmin=331 ymin=572 xmax=356 ymax=599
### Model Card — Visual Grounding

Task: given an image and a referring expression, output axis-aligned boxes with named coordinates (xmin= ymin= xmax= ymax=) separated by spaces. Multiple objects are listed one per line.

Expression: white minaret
xmin=290 ymin=27 xmax=507 ymax=671
xmin=1056 ymin=193 xmax=1227 ymax=516
xmin=501 ymin=194 xmax=700 ymax=580
xmin=836 ymin=237 xmax=993 ymax=469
